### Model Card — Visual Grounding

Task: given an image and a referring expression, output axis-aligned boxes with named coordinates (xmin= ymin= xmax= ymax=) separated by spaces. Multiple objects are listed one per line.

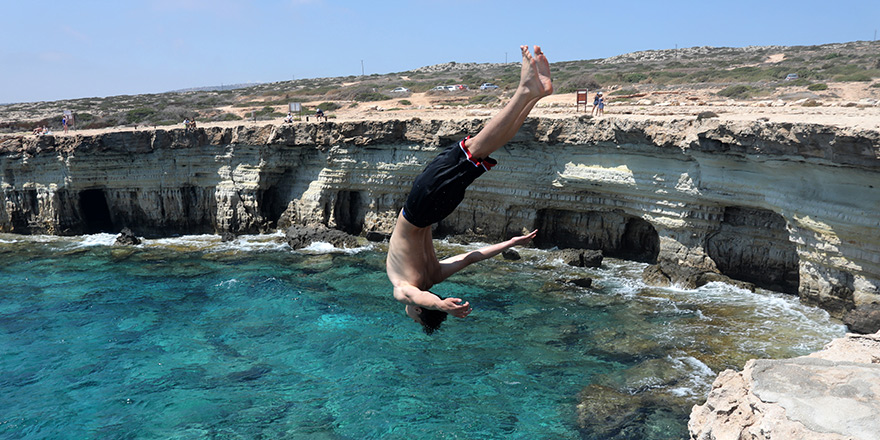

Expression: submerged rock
xmin=286 ymin=225 xmax=358 ymax=250
xmin=568 ymin=277 xmax=592 ymax=288
xmin=114 ymin=227 xmax=141 ymax=245
xmin=501 ymin=249 xmax=521 ymax=260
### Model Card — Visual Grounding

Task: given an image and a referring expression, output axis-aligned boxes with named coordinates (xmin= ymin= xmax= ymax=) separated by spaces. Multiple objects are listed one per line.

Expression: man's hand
xmin=438 ymin=297 xmax=472 ymax=318
xmin=509 ymin=229 xmax=538 ymax=247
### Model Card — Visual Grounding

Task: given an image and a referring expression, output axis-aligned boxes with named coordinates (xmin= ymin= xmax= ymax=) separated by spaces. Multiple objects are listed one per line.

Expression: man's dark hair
xmin=417 ymin=308 xmax=448 ymax=335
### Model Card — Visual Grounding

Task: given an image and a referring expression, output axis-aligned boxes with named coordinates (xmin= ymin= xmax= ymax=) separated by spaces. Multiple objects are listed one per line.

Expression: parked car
xmin=446 ymin=84 xmax=468 ymax=91
xmin=784 ymin=73 xmax=799 ymax=81
xmin=480 ymin=83 xmax=499 ymax=90
xmin=430 ymin=86 xmax=448 ymax=91
xmin=390 ymin=87 xmax=410 ymax=93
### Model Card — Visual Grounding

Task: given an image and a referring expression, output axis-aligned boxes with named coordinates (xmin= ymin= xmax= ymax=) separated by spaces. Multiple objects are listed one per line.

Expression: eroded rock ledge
xmin=1 ymin=116 xmax=878 ymax=329
xmin=688 ymin=331 xmax=880 ymax=440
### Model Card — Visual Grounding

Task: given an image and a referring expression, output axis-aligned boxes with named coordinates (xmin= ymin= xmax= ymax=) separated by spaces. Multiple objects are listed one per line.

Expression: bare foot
xmin=518 ymin=45 xmax=553 ymax=99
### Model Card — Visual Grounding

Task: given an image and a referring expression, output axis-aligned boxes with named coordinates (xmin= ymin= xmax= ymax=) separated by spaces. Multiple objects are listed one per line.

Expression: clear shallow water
xmin=0 ymin=233 xmax=845 ymax=439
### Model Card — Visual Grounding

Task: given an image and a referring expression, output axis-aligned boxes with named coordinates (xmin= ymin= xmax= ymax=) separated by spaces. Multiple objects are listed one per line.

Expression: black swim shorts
xmin=402 ymin=138 xmax=497 ymax=228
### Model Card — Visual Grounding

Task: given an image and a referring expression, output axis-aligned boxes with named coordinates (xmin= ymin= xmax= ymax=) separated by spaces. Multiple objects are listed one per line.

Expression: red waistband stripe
xmin=459 ymin=137 xmax=496 ymax=171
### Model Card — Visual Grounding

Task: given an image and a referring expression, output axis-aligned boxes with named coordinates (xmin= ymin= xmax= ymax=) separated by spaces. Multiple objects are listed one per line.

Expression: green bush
xmin=126 ymin=107 xmax=156 ymax=123
xmin=807 ymin=83 xmax=828 ymax=91
xmin=558 ymin=74 xmax=601 ymax=94
xmin=469 ymin=95 xmax=499 ymax=105
xmin=611 ymin=88 xmax=637 ymax=96
xmin=398 ymin=100 xmax=412 ymax=106
xmin=215 ymin=113 xmax=243 ymax=121
xmin=801 ymin=99 xmax=821 ymax=107
xmin=73 ymin=112 xmax=97 ymax=126
xmin=835 ymin=72 xmax=873 ymax=82
xmin=786 ymin=78 xmax=811 ymax=86
xmin=317 ymin=102 xmax=341 ymax=111
xmin=871 ymin=82 xmax=880 ymax=88
xmin=329 ymin=85 xmax=390 ymax=102
xmin=622 ymin=72 xmax=648 ymax=83
xmin=717 ymin=85 xmax=754 ymax=99
xmin=354 ymin=91 xmax=390 ymax=102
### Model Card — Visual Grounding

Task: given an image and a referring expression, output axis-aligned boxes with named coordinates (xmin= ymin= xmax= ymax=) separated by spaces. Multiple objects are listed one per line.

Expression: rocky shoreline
xmin=2 ymin=116 xmax=877 ymax=332
xmin=688 ymin=330 xmax=880 ymax=440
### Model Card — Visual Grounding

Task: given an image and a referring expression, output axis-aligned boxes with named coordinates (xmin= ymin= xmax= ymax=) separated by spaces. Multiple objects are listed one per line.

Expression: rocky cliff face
xmin=1 ymin=117 xmax=878 ymax=328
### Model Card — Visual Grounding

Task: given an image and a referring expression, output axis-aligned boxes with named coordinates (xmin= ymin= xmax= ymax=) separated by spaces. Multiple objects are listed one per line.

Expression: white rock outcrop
xmin=689 ymin=331 xmax=880 ymax=440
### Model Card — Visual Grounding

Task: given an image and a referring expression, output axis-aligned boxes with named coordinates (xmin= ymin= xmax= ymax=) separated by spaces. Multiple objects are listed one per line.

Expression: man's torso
xmin=386 ymin=211 xmax=441 ymax=291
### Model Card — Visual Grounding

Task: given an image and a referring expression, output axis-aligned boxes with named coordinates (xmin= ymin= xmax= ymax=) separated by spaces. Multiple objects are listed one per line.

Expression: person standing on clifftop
xmin=386 ymin=45 xmax=552 ymax=334
xmin=591 ymin=91 xmax=603 ymax=116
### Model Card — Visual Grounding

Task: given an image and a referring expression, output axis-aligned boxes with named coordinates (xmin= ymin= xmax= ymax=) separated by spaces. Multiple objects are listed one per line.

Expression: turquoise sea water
xmin=0 ymin=232 xmax=845 ymax=439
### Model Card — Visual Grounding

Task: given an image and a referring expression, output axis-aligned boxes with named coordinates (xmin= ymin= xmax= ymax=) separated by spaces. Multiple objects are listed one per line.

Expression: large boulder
xmin=285 ymin=225 xmax=358 ymax=250
xmin=114 ymin=227 xmax=141 ymax=245
xmin=554 ymin=249 xmax=603 ymax=268
xmin=843 ymin=303 xmax=880 ymax=334
xmin=643 ymin=262 xmax=755 ymax=292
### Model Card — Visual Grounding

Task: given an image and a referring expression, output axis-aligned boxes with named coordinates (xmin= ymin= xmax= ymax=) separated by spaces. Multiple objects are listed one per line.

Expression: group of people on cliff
xmin=283 ymin=108 xmax=326 ymax=123
xmin=183 ymin=117 xmax=197 ymax=132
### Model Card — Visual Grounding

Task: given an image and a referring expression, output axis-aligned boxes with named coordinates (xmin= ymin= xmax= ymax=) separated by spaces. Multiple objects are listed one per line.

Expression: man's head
xmin=405 ymin=305 xmax=448 ymax=335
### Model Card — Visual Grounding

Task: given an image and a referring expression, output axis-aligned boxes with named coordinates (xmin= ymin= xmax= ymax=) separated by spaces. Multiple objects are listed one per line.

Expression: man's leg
xmin=464 ymin=45 xmax=552 ymax=159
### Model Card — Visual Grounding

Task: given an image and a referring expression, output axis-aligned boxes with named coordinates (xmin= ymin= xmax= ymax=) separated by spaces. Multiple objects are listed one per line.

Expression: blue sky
xmin=2 ymin=0 xmax=878 ymax=104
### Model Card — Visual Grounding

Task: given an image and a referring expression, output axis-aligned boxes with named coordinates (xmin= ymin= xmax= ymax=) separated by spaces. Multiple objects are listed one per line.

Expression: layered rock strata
xmin=1 ymin=117 xmax=878 ymax=327
xmin=688 ymin=331 xmax=880 ymax=440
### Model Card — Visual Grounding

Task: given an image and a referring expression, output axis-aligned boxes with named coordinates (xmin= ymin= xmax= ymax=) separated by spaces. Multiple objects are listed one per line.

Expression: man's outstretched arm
xmin=437 ymin=229 xmax=537 ymax=282
xmin=392 ymin=284 xmax=471 ymax=318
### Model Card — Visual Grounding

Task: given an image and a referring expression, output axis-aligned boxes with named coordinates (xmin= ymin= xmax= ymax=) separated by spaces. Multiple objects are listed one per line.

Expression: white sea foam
xmin=215 ymin=231 xmax=290 ymax=253
xmin=77 ymin=233 xmax=119 ymax=247
xmin=297 ymin=241 xmax=374 ymax=255
xmin=144 ymin=231 xmax=291 ymax=253
xmin=667 ymin=355 xmax=716 ymax=398
xmin=216 ymin=279 xmax=239 ymax=288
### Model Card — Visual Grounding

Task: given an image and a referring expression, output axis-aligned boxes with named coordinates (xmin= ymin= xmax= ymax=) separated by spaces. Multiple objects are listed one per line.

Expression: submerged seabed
xmin=0 ymin=233 xmax=845 ymax=440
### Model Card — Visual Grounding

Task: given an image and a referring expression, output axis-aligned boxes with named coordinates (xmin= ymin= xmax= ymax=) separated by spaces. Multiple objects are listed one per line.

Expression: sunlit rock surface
xmin=688 ymin=331 xmax=880 ymax=440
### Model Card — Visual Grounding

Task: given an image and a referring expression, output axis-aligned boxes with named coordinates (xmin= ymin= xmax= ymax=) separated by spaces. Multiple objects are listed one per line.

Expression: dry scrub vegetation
xmin=2 ymin=41 xmax=880 ymax=133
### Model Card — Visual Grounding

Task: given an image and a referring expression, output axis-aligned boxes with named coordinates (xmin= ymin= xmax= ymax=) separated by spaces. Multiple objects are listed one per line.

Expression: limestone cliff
xmin=1 ymin=117 xmax=878 ymax=328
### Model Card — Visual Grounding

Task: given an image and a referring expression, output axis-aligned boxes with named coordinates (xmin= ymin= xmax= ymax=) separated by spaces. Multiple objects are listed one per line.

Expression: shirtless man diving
xmin=386 ymin=45 xmax=553 ymax=334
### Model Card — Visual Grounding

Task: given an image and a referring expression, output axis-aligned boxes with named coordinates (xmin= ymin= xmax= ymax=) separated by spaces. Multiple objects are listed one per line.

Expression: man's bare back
xmin=386 ymin=45 xmax=551 ymax=333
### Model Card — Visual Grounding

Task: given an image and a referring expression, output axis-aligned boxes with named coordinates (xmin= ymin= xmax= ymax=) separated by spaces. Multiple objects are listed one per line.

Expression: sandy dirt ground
xmin=7 ymin=83 xmax=880 ymax=139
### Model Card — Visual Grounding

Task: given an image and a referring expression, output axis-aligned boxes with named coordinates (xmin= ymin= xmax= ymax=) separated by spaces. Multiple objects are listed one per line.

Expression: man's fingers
xmin=454 ymin=306 xmax=473 ymax=318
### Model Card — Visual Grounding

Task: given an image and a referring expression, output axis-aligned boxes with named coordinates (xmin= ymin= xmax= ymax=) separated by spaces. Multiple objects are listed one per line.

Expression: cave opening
xmin=620 ymin=217 xmax=660 ymax=263
xmin=79 ymin=189 xmax=115 ymax=234
xmin=706 ymin=206 xmax=799 ymax=294
xmin=259 ymin=185 xmax=286 ymax=228
xmin=334 ymin=191 xmax=364 ymax=235
xmin=534 ymin=208 xmax=659 ymax=263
